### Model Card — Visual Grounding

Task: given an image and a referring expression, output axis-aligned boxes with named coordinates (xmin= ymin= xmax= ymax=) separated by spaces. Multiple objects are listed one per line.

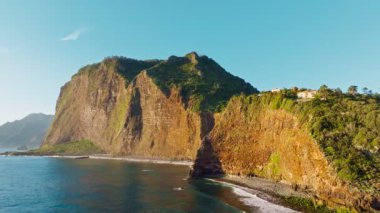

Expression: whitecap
xmin=207 ymin=179 xmax=299 ymax=213
xmin=173 ymin=187 xmax=184 ymax=191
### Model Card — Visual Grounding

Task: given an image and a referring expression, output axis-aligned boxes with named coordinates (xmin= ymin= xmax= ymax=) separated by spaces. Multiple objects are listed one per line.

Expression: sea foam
xmin=208 ymin=179 xmax=298 ymax=213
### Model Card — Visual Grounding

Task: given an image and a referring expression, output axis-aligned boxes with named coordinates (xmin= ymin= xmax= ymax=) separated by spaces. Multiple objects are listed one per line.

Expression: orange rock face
xmin=43 ymin=58 xmax=211 ymax=160
xmin=191 ymin=97 xmax=378 ymax=211
xmin=117 ymin=71 xmax=206 ymax=159
xmin=44 ymin=54 xmax=378 ymax=211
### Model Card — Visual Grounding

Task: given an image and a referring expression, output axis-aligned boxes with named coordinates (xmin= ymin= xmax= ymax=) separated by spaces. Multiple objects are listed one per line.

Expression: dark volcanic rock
xmin=190 ymin=136 xmax=224 ymax=178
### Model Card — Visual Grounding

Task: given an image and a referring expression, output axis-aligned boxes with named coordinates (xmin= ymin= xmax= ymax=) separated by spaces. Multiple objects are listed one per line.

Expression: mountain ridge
xmin=0 ymin=113 xmax=53 ymax=149
xmin=43 ymin=53 xmax=255 ymax=158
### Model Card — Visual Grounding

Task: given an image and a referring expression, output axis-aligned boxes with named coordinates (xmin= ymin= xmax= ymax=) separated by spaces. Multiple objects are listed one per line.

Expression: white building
xmin=271 ymin=88 xmax=281 ymax=93
xmin=297 ymin=90 xmax=317 ymax=99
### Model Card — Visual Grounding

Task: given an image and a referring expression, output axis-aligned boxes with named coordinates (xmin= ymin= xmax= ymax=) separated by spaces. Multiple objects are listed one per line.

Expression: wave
xmin=207 ymin=179 xmax=298 ymax=213
xmin=173 ymin=187 xmax=184 ymax=191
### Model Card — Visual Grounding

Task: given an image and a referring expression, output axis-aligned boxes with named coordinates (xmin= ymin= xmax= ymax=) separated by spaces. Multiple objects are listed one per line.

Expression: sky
xmin=0 ymin=0 xmax=380 ymax=125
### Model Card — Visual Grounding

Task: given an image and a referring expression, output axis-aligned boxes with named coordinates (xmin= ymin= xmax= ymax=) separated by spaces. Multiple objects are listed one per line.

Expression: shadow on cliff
xmin=123 ymin=87 xmax=143 ymax=152
xmin=189 ymin=135 xmax=225 ymax=178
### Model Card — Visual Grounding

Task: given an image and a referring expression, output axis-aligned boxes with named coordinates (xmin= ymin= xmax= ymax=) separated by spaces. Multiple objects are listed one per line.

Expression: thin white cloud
xmin=61 ymin=28 xmax=88 ymax=41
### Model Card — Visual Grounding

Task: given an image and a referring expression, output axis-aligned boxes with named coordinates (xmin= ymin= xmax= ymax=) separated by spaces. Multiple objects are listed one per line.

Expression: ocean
xmin=0 ymin=154 xmax=296 ymax=213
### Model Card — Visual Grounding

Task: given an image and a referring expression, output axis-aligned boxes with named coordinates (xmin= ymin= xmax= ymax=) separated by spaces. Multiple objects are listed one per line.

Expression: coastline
xmin=1 ymin=154 xmax=305 ymax=213
xmin=206 ymin=178 xmax=300 ymax=213
xmin=1 ymin=152 xmax=325 ymax=212
xmin=1 ymin=152 xmax=310 ymax=198
xmin=219 ymin=175 xmax=311 ymax=199
xmin=1 ymin=152 xmax=194 ymax=166
xmin=0 ymin=152 xmax=310 ymax=199
xmin=86 ymin=155 xmax=193 ymax=166
xmin=0 ymin=153 xmax=310 ymax=198
xmin=208 ymin=176 xmax=330 ymax=213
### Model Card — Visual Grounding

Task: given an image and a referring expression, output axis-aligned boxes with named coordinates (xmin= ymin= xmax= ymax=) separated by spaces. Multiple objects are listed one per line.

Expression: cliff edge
xmin=43 ymin=53 xmax=255 ymax=160
xmin=42 ymin=53 xmax=380 ymax=211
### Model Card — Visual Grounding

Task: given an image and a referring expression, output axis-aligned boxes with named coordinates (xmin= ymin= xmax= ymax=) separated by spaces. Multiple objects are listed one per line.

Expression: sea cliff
xmin=43 ymin=53 xmax=255 ymax=160
xmin=42 ymin=53 xmax=379 ymax=212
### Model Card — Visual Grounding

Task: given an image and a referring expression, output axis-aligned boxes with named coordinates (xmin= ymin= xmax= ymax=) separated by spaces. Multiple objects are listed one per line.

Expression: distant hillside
xmin=0 ymin=113 xmax=54 ymax=149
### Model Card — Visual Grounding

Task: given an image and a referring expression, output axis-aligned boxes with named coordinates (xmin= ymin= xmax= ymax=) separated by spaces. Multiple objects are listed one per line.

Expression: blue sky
xmin=0 ymin=0 xmax=380 ymax=124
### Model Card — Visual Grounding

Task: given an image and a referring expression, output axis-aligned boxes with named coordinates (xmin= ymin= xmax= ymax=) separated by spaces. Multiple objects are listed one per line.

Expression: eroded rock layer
xmin=44 ymin=53 xmax=254 ymax=160
xmin=44 ymin=53 xmax=379 ymax=211
xmin=191 ymin=96 xmax=379 ymax=211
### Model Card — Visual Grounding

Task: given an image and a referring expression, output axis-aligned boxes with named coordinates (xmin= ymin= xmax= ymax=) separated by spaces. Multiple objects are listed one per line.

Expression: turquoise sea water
xmin=0 ymin=154 xmax=296 ymax=213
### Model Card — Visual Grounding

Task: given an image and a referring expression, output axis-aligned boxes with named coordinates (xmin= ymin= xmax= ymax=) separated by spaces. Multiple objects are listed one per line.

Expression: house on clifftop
xmin=271 ymin=88 xmax=281 ymax=93
xmin=297 ymin=90 xmax=317 ymax=99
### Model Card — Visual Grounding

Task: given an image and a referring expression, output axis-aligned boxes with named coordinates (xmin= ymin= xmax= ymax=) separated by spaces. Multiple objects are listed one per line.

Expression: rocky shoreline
xmin=0 ymin=152 xmax=306 ymax=212
xmin=1 ymin=152 xmax=308 ymax=198
xmin=219 ymin=175 xmax=311 ymax=199
xmin=3 ymin=151 xmax=378 ymax=212
xmin=87 ymin=155 xmax=193 ymax=166
xmin=214 ymin=175 xmax=320 ymax=212
xmin=0 ymin=152 xmax=194 ymax=166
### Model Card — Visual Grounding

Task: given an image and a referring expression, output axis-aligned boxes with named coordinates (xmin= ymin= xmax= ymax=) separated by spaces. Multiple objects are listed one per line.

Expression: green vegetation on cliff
xmin=33 ymin=140 xmax=104 ymax=155
xmin=102 ymin=57 xmax=161 ymax=86
xmin=283 ymin=196 xmax=357 ymax=213
xmin=234 ymin=91 xmax=380 ymax=190
xmin=76 ymin=53 xmax=257 ymax=113
xmin=146 ymin=52 xmax=258 ymax=112
xmin=79 ymin=56 xmax=161 ymax=86
xmin=283 ymin=196 xmax=334 ymax=213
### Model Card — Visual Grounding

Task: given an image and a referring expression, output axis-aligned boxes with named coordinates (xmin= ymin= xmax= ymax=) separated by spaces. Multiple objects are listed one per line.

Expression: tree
xmin=319 ymin=84 xmax=329 ymax=91
xmin=362 ymin=87 xmax=369 ymax=95
xmin=318 ymin=85 xmax=330 ymax=99
xmin=335 ymin=88 xmax=343 ymax=95
xmin=348 ymin=85 xmax=358 ymax=95
xmin=374 ymin=93 xmax=380 ymax=100
xmin=291 ymin=86 xmax=299 ymax=92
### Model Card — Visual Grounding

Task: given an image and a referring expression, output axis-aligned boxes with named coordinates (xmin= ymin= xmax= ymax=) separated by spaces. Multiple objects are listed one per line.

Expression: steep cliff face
xmin=43 ymin=59 xmax=147 ymax=154
xmin=115 ymin=71 xmax=205 ymax=159
xmin=43 ymin=53 xmax=379 ymax=211
xmin=191 ymin=95 xmax=380 ymax=211
xmin=43 ymin=53 xmax=254 ymax=160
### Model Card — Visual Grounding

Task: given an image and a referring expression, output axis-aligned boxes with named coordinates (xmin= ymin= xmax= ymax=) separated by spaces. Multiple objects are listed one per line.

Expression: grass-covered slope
xmin=74 ymin=53 xmax=257 ymax=113
xmin=77 ymin=56 xmax=161 ymax=86
xmin=46 ymin=52 xmax=257 ymax=156
xmin=146 ymin=52 xmax=258 ymax=112
xmin=241 ymin=91 xmax=380 ymax=191
xmin=32 ymin=140 xmax=104 ymax=155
